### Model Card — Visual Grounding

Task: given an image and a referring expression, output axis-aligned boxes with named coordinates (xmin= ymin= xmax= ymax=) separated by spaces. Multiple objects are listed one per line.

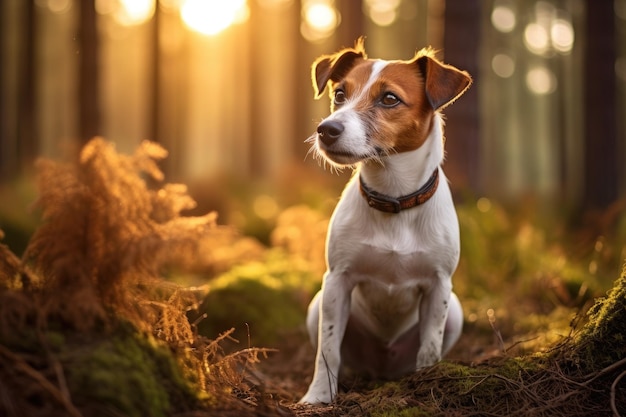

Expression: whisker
xmin=304 ymin=133 xmax=317 ymax=144
xmin=304 ymin=143 xmax=317 ymax=163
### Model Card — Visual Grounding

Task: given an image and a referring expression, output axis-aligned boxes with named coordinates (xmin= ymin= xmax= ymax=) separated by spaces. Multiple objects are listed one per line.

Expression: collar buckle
xmin=366 ymin=195 xmax=401 ymax=213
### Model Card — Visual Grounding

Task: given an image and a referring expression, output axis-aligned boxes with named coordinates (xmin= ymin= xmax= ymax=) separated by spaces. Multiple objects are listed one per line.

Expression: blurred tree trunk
xmin=336 ymin=1 xmax=364 ymax=47
xmin=17 ymin=0 xmax=37 ymax=175
xmin=77 ymin=0 xmax=101 ymax=144
xmin=583 ymin=1 xmax=618 ymax=210
xmin=149 ymin=4 xmax=162 ymax=149
xmin=442 ymin=0 xmax=482 ymax=193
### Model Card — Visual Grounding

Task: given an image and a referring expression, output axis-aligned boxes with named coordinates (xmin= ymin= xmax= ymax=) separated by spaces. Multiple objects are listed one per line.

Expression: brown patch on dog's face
xmin=328 ymin=60 xmax=435 ymax=154
xmin=366 ymin=62 xmax=435 ymax=153
xmin=327 ymin=61 xmax=376 ymax=112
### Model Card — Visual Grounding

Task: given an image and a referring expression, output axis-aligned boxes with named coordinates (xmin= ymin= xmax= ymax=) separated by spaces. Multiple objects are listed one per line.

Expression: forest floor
xmin=208 ymin=304 xmax=583 ymax=416
xmin=1 ymin=138 xmax=625 ymax=417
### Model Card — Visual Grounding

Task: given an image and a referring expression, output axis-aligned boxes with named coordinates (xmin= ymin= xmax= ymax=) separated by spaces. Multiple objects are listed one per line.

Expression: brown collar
xmin=359 ymin=168 xmax=439 ymax=213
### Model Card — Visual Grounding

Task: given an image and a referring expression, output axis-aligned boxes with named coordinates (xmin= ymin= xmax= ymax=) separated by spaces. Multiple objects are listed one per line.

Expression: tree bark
xmin=442 ymin=0 xmax=482 ymax=193
xmin=77 ymin=0 xmax=101 ymax=144
xmin=17 ymin=0 xmax=38 ymax=174
xmin=583 ymin=1 xmax=618 ymax=210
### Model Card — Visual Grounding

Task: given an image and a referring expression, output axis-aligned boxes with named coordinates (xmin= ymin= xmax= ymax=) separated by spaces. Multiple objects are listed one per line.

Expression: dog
xmin=299 ymin=39 xmax=472 ymax=405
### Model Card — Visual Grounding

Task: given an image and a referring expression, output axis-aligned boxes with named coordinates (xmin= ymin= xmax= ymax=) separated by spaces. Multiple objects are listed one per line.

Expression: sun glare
xmin=95 ymin=0 xmax=156 ymax=25
xmin=181 ymin=0 xmax=249 ymax=36
xmin=119 ymin=0 xmax=155 ymax=25
xmin=305 ymin=3 xmax=337 ymax=32
xmin=301 ymin=1 xmax=339 ymax=42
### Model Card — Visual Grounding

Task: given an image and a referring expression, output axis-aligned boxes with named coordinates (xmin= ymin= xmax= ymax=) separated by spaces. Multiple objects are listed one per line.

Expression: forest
xmin=1 ymin=0 xmax=626 ymax=416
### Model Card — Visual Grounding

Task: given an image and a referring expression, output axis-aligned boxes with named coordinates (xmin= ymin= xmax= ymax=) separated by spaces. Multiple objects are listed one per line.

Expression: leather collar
xmin=359 ymin=168 xmax=439 ymax=213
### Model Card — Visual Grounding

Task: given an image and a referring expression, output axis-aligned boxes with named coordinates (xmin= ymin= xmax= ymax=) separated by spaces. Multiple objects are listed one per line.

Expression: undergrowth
xmin=0 ymin=138 xmax=271 ymax=416
xmin=0 ymin=137 xmax=625 ymax=416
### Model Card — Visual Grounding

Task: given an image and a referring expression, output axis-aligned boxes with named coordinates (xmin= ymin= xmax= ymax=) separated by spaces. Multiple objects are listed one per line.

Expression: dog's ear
xmin=415 ymin=53 xmax=472 ymax=111
xmin=312 ymin=39 xmax=366 ymax=99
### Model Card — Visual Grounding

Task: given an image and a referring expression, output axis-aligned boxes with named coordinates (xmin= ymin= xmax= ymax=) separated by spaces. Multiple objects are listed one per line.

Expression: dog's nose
xmin=317 ymin=120 xmax=344 ymax=146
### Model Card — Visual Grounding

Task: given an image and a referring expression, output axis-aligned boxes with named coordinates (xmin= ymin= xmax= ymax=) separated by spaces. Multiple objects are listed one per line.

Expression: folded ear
xmin=415 ymin=54 xmax=472 ymax=111
xmin=311 ymin=39 xmax=366 ymax=99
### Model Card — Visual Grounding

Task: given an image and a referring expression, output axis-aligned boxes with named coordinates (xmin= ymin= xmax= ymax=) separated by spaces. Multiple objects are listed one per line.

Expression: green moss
xmin=570 ymin=265 xmax=626 ymax=370
xmin=435 ymin=359 xmax=542 ymax=407
xmin=192 ymin=250 xmax=318 ymax=346
xmin=351 ymin=358 xmax=545 ymax=417
xmin=65 ymin=324 xmax=197 ymax=417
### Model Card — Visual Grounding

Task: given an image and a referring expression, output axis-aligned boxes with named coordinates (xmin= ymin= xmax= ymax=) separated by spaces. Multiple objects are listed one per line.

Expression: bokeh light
xmin=524 ymin=22 xmax=549 ymax=55
xmin=492 ymin=53 xmax=515 ymax=78
xmin=253 ymin=195 xmax=280 ymax=220
xmin=526 ymin=66 xmax=557 ymax=95
xmin=306 ymin=3 xmax=336 ymax=30
xmin=476 ymin=197 xmax=493 ymax=213
xmin=550 ymin=18 xmax=574 ymax=53
xmin=119 ymin=0 xmax=155 ymax=25
xmin=95 ymin=0 xmax=156 ymax=26
xmin=491 ymin=3 xmax=516 ymax=33
xmin=522 ymin=2 xmax=575 ymax=56
xmin=181 ymin=0 xmax=249 ymax=36
xmin=300 ymin=0 xmax=339 ymax=42
xmin=364 ymin=0 xmax=401 ymax=27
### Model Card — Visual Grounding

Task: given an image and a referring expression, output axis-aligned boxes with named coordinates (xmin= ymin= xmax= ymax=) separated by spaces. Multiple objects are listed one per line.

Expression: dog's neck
xmin=358 ymin=113 xmax=445 ymax=198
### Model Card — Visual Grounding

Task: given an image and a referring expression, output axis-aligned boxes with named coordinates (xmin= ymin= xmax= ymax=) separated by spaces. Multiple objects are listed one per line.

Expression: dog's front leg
xmin=300 ymin=272 xmax=351 ymax=404
xmin=416 ymin=280 xmax=452 ymax=369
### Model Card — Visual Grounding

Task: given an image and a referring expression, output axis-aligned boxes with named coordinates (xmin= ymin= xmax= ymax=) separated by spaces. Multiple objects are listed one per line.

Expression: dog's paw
xmin=299 ymin=391 xmax=332 ymax=405
xmin=416 ymin=346 xmax=441 ymax=369
xmin=299 ymin=386 xmax=334 ymax=405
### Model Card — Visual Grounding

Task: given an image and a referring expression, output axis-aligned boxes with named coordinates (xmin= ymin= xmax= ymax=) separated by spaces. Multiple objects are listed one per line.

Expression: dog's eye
xmin=333 ymin=90 xmax=347 ymax=105
xmin=380 ymin=93 xmax=401 ymax=107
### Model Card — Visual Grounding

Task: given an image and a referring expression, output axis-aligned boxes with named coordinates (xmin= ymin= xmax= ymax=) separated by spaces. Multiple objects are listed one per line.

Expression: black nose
xmin=316 ymin=120 xmax=344 ymax=146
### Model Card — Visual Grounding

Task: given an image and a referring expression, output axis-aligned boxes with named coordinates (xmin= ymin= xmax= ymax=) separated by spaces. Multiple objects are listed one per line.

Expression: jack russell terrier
xmin=300 ymin=39 xmax=472 ymax=405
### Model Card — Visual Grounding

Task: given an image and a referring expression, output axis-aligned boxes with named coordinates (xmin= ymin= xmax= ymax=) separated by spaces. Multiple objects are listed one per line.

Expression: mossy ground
xmin=189 ymin=250 xmax=319 ymax=348
xmin=0 ymin=316 xmax=201 ymax=417
xmin=59 ymin=323 xmax=198 ymax=417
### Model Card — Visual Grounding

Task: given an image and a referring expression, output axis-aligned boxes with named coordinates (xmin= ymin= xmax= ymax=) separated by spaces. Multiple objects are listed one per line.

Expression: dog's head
xmin=308 ymin=38 xmax=472 ymax=167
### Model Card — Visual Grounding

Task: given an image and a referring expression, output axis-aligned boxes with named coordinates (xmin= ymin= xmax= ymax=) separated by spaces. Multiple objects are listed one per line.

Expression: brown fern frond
xmin=1 ymin=138 xmax=274 ymax=415
xmin=22 ymin=138 xmax=221 ymax=330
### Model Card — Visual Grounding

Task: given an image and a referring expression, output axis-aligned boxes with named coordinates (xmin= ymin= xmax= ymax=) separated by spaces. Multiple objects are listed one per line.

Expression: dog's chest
xmin=350 ymin=237 xmax=434 ymax=284
xmin=336 ymin=215 xmax=445 ymax=340
xmin=348 ymin=241 xmax=430 ymax=340
xmin=330 ymin=195 xmax=445 ymax=285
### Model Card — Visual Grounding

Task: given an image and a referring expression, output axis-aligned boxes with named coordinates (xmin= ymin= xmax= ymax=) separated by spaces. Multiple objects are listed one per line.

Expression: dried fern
xmin=22 ymin=138 xmax=221 ymax=329
xmin=0 ymin=138 xmax=276 ymax=417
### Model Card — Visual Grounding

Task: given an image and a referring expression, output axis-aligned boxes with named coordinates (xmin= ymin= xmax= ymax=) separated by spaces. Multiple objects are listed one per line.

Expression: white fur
xmin=313 ymin=61 xmax=389 ymax=166
xmin=300 ymin=112 xmax=462 ymax=405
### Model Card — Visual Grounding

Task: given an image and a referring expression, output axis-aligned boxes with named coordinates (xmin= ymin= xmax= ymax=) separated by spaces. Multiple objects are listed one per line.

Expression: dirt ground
xmin=230 ymin=314 xmax=521 ymax=415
